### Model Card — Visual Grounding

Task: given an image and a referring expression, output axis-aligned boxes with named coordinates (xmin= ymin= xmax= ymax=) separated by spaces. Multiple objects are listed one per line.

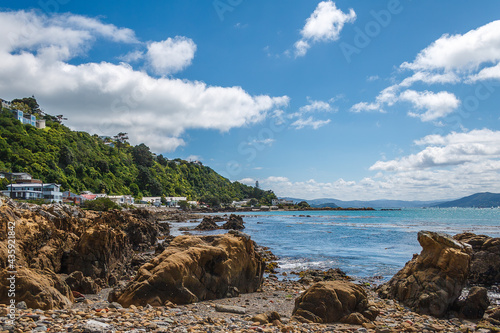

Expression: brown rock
xmin=378 ymin=231 xmax=471 ymax=317
xmin=109 ymin=233 xmax=264 ymax=306
xmin=454 ymin=233 xmax=500 ymax=285
xmin=291 ymin=280 xmax=376 ymax=324
xmin=251 ymin=311 xmax=281 ymax=324
xmin=194 ymin=217 xmax=219 ymax=231
xmin=65 ymin=271 xmax=101 ymax=294
xmin=0 ymin=267 xmax=73 ymax=310
xmin=221 ymin=214 xmax=245 ymax=230
xmin=455 ymin=286 xmax=490 ymax=319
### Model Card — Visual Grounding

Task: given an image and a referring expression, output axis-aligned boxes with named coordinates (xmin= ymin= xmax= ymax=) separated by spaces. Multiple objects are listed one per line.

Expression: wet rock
xmin=455 ymin=286 xmax=490 ymax=319
xmin=65 ymin=271 xmax=101 ymax=294
xmin=378 ymin=231 xmax=471 ymax=317
xmin=221 ymin=214 xmax=245 ymax=230
xmin=0 ymin=267 xmax=73 ymax=310
xmin=291 ymin=280 xmax=377 ymax=324
xmin=109 ymin=233 xmax=264 ymax=306
xmin=194 ymin=217 xmax=219 ymax=231
xmin=454 ymin=233 xmax=500 ymax=285
xmin=293 ymin=268 xmax=352 ymax=284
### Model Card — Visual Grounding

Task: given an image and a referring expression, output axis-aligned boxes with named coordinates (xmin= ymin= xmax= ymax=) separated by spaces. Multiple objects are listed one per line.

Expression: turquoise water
xmin=218 ymin=208 xmax=500 ymax=281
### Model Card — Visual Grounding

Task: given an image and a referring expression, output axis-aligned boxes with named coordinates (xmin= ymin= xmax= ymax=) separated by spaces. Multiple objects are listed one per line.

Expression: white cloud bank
xmin=294 ymin=1 xmax=356 ymax=57
xmin=351 ymin=20 xmax=500 ymax=122
xmin=0 ymin=10 xmax=288 ymax=152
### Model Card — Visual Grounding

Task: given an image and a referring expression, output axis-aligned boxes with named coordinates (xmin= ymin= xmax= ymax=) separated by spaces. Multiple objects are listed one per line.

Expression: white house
xmin=141 ymin=196 xmax=162 ymax=206
xmin=164 ymin=196 xmax=187 ymax=207
xmin=2 ymin=183 xmax=62 ymax=203
xmin=232 ymin=199 xmax=251 ymax=207
xmin=108 ymin=195 xmax=134 ymax=205
xmin=0 ymin=98 xmax=12 ymax=109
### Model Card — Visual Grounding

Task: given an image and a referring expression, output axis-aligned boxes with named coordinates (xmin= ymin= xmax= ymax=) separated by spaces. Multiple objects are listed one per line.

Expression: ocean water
xmin=170 ymin=208 xmax=500 ymax=281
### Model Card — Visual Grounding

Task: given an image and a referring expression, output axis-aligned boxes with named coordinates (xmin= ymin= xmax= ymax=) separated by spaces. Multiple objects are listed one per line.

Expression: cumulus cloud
xmin=291 ymin=117 xmax=331 ymax=130
xmin=294 ymin=1 xmax=356 ymax=57
xmin=146 ymin=36 xmax=197 ymax=75
xmin=0 ymin=10 xmax=289 ymax=152
xmin=399 ymin=90 xmax=461 ymax=122
xmin=351 ymin=20 xmax=500 ymax=121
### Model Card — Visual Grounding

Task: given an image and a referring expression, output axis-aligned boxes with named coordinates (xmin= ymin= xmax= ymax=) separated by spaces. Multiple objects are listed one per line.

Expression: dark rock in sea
xmin=378 ymin=231 xmax=471 ymax=317
xmin=221 ymin=214 xmax=245 ymax=230
xmin=65 ymin=271 xmax=101 ymax=294
xmin=291 ymin=280 xmax=378 ymax=324
xmin=453 ymin=286 xmax=490 ymax=319
xmin=454 ymin=232 xmax=500 ymax=285
xmin=194 ymin=217 xmax=220 ymax=230
xmin=293 ymin=268 xmax=352 ymax=284
xmin=108 ymin=233 xmax=264 ymax=306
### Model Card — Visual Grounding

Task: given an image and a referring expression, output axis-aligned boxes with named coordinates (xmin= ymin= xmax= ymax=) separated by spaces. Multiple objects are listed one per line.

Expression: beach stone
xmin=83 ymin=319 xmax=112 ymax=332
xmin=0 ymin=267 xmax=73 ymax=310
xmin=251 ymin=311 xmax=281 ymax=324
xmin=291 ymin=280 xmax=377 ymax=324
xmin=215 ymin=304 xmax=246 ymax=314
xmin=454 ymin=233 xmax=500 ymax=285
xmin=109 ymin=233 xmax=264 ymax=306
xmin=378 ymin=231 xmax=471 ymax=317
xmin=221 ymin=214 xmax=245 ymax=230
xmin=455 ymin=286 xmax=490 ymax=319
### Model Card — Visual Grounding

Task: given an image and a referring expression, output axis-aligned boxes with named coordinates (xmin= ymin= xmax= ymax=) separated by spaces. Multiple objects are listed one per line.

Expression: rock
xmin=221 ymin=214 xmax=245 ymax=230
xmin=65 ymin=271 xmax=101 ymax=294
xmin=454 ymin=233 xmax=500 ymax=285
xmin=16 ymin=301 xmax=27 ymax=309
xmin=455 ymin=287 xmax=490 ymax=319
xmin=109 ymin=233 xmax=264 ymax=306
xmin=0 ymin=267 xmax=73 ymax=310
xmin=63 ymin=224 xmax=132 ymax=283
xmin=294 ymin=268 xmax=352 ymax=284
xmin=251 ymin=311 xmax=281 ymax=324
xmin=291 ymin=280 xmax=377 ymax=324
xmin=83 ymin=319 xmax=113 ymax=333
xmin=490 ymin=307 xmax=500 ymax=320
xmin=378 ymin=231 xmax=470 ymax=317
xmin=194 ymin=217 xmax=219 ymax=231
xmin=215 ymin=304 xmax=246 ymax=314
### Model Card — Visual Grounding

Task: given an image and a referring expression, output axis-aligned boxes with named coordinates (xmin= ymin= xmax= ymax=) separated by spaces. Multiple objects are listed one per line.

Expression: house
xmin=0 ymin=98 xmax=12 ymax=109
xmin=12 ymin=110 xmax=45 ymax=128
xmin=2 ymin=183 xmax=62 ymax=203
xmin=232 ymin=199 xmax=251 ymax=207
xmin=164 ymin=196 xmax=187 ymax=207
xmin=0 ymin=172 xmax=33 ymax=182
xmin=108 ymin=195 xmax=134 ymax=205
xmin=272 ymin=199 xmax=294 ymax=206
xmin=62 ymin=191 xmax=86 ymax=205
xmin=187 ymin=201 xmax=199 ymax=207
xmin=141 ymin=196 xmax=162 ymax=206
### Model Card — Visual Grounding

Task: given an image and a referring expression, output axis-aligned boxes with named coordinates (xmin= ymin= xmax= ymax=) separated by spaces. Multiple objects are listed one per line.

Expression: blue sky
xmin=1 ymin=0 xmax=500 ymax=200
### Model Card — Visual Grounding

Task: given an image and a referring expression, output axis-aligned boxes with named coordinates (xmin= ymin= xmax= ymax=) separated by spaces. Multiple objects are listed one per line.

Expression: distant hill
xmin=282 ymin=197 xmax=443 ymax=208
xmin=311 ymin=202 xmax=339 ymax=208
xmin=433 ymin=192 xmax=500 ymax=208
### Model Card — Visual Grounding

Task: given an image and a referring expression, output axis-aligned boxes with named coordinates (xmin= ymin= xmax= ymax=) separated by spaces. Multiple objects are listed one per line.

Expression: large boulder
xmin=291 ymin=280 xmax=378 ymax=324
xmin=454 ymin=286 xmax=490 ymax=319
xmin=454 ymin=232 xmax=500 ymax=285
xmin=221 ymin=214 xmax=245 ymax=230
xmin=65 ymin=271 xmax=101 ymax=294
xmin=378 ymin=231 xmax=471 ymax=317
xmin=0 ymin=268 xmax=73 ymax=310
xmin=109 ymin=233 xmax=264 ymax=307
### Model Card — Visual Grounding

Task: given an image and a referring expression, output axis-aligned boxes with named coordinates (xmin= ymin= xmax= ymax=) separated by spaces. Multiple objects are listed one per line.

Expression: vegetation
xmin=0 ymin=99 xmax=276 ymax=205
xmin=81 ymin=197 xmax=122 ymax=211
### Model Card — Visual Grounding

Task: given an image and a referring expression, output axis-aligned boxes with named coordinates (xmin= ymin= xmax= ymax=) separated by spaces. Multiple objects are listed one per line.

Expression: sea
xmin=169 ymin=208 xmax=500 ymax=282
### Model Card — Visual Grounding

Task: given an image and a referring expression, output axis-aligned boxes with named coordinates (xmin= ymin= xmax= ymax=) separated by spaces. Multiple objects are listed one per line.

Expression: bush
xmin=82 ymin=197 xmax=122 ymax=211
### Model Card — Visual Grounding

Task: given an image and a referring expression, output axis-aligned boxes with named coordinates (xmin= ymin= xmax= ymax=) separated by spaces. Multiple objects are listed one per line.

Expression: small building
xmin=141 ymin=196 xmax=162 ymax=206
xmin=272 ymin=199 xmax=295 ymax=206
xmin=0 ymin=98 xmax=12 ymax=109
xmin=62 ymin=191 xmax=85 ymax=205
xmin=164 ymin=196 xmax=187 ymax=207
xmin=0 ymin=172 xmax=33 ymax=182
xmin=108 ymin=195 xmax=134 ymax=205
xmin=2 ymin=183 xmax=62 ymax=203
xmin=232 ymin=199 xmax=251 ymax=207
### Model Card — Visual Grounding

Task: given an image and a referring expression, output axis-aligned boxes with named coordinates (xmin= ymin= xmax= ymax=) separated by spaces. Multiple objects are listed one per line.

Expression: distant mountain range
xmin=432 ymin=192 xmax=500 ymax=208
xmin=281 ymin=192 xmax=500 ymax=208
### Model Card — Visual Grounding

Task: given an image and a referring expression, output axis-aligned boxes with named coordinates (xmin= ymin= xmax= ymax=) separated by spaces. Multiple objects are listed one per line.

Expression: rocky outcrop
xmin=109 ymin=233 xmax=264 ymax=307
xmin=0 ymin=268 xmax=73 ymax=310
xmin=291 ymin=280 xmax=378 ymax=324
xmin=378 ymin=231 xmax=471 ymax=317
xmin=194 ymin=217 xmax=219 ymax=231
xmin=65 ymin=271 xmax=101 ymax=294
xmin=293 ymin=268 xmax=351 ymax=284
xmin=221 ymin=214 xmax=245 ymax=230
xmin=454 ymin=232 xmax=500 ymax=285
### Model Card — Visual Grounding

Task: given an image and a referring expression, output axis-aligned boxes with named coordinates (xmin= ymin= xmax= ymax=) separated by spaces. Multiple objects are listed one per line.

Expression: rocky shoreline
xmin=1 ymin=197 xmax=500 ymax=332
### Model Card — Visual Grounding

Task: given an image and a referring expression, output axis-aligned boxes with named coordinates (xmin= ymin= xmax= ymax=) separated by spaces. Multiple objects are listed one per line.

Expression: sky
xmin=1 ymin=0 xmax=500 ymax=201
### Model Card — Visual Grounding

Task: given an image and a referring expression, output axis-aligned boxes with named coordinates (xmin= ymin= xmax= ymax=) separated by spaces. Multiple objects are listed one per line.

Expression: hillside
xmin=0 ymin=104 xmax=275 ymax=204
xmin=282 ymin=197 xmax=443 ymax=208
xmin=433 ymin=192 xmax=500 ymax=208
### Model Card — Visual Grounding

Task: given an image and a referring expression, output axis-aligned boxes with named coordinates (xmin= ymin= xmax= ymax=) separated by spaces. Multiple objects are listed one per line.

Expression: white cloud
xmin=0 ymin=10 xmax=289 ymax=152
xmin=146 ymin=36 xmax=197 ymax=75
xmin=250 ymin=138 xmax=275 ymax=146
xmin=294 ymin=1 xmax=356 ymax=57
xmin=299 ymin=98 xmax=334 ymax=113
xmin=401 ymin=20 xmax=500 ymax=72
xmin=469 ymin=62 xmax=500 ymax=82
xmin=186 ymin=155 xmax=202 ymax=161
xmin=238 ymin=178 xmax=255 ymax=186
xmin=399 ymin=90 xmax=461 ymax=122
xmin=367 ymin=75 xmax=379 ymax=82
xmin=291 ymin=117 xmax=330 ymax=130
xmin=119 ymin=50 xmax=144 ymax=63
